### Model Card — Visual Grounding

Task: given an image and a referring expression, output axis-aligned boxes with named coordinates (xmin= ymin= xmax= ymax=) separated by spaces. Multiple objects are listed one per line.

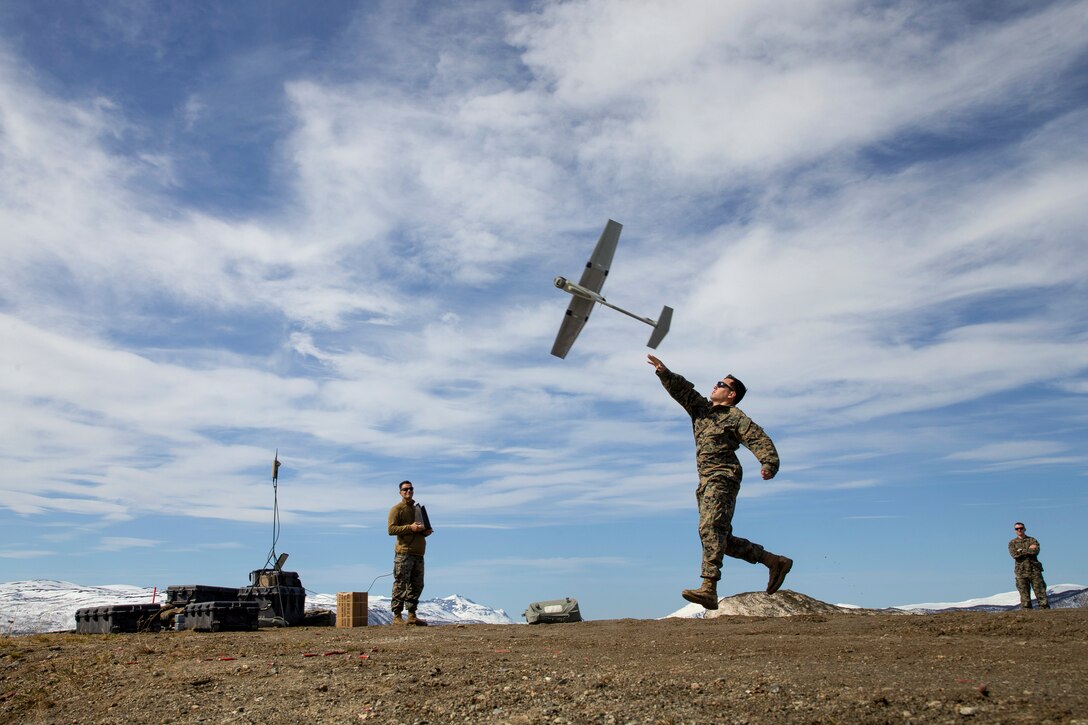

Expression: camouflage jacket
xmin=657 ymin=369 xmax=780 ymax=482
xmin=1008 ymin=536 xmax=1044 ymax=576
xmin=388 ymin=501 xmax=429 ymax=557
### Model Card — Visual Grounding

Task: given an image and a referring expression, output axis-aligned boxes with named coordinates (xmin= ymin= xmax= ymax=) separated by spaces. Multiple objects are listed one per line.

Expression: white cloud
xmin=97 ymin=537 xmax=159 ymax=552
xmin=844 ymin=515 xmax=903 ymax=520
xmin=0 ymin=0 xmax=1084 ymax=539
xmin=947 ymin=441 xmax=1067 ymax=463
xmin=508 ymin=0 xmax=1088 ymax=181
xmin=0 ymin=550 xmax=54 ymax=559
xmin=451 ymin=556 xmax=630 ymax=572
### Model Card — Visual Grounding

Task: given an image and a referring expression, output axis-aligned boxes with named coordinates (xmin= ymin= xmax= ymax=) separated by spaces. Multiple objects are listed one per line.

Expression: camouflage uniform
xmin=1008 ymin=535 xmax=1048 ymax=609
xmin=657 ymin=369 xmax=780 ymax=581
xmin=388 ymin=501 xmax=428 ymax=615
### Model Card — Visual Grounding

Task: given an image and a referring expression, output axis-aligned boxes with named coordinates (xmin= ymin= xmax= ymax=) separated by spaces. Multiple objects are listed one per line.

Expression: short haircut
xmin=1014 ymin=521 xmax=1025 ymax=528
xmin=400 ymin=480 xmax=413 ymax=489
xmin=728 ymin=375 xmax=747 ymax=404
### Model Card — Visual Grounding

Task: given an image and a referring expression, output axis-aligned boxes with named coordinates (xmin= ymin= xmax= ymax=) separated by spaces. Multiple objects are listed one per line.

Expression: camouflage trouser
xmin=1015 ymin=570 xmax=1048 ymax=608
xmin=392 ymin=553 xmax=425 ymax=614
xmin=697 ymin=475 xmax=764 ymax=581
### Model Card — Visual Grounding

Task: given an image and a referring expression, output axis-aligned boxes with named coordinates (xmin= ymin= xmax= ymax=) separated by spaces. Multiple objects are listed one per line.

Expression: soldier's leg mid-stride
xmin=680 ymin=478 xmax=793 ymax=610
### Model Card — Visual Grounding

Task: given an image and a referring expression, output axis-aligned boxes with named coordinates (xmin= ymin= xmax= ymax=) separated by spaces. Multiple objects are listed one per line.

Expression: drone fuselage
xmin=554 ymin=276 xmax=605 ymax=304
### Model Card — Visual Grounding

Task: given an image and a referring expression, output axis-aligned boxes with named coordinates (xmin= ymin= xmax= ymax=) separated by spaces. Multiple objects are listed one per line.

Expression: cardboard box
xmin=337 ymin=592 xmax=368 ymax=628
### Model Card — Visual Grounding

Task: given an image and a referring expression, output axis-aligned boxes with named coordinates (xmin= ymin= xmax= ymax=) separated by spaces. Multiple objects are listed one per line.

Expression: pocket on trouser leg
xmin=410 ymin=560 xmax=425 ymax=596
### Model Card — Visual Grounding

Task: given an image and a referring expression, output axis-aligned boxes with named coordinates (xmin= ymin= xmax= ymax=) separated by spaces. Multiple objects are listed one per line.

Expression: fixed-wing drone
xmin=550 ymin=219 xmax=673 ymax=359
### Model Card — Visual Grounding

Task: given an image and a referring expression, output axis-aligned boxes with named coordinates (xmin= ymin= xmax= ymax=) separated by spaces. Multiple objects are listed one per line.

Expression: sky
xmin=0 ymin=0 xmax=1085 ymax=620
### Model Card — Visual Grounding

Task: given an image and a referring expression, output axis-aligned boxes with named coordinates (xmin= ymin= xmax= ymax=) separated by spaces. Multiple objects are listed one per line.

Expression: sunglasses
xmin=715 ymin=381 xmax=735 ymax=390
xmin=1014 ymin=527 xmax=1024 ymax=530
xmin=401 ymin=487 xmax=414 ymax=492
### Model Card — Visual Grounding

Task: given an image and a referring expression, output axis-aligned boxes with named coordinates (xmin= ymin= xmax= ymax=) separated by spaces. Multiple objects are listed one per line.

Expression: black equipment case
xmin=75 ymin=603 xmax=162 ymax=634
xmin=166 ymin=585 xmax=241 ymax=607
xmin=181 ymin=601 xmax=259 ymax=632
xmin=247 ymin=569 xmax=302 ymax=588
xmin=237 ymin=585 xmax=305 ymax=626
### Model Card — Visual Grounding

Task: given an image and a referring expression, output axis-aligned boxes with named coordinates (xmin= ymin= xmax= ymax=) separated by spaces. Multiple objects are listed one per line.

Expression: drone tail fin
xmin=647 ymin=305 xmax=673 ymax=349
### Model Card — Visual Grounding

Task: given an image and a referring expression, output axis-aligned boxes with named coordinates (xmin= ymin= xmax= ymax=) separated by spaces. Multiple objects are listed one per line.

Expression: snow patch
xmin=0 ymin=580 xmax=513 ymax=635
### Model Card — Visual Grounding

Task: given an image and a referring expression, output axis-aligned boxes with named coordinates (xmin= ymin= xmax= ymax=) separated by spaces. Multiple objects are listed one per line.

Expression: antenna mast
xmin=264 ymin=450 xmax=283 ymax=570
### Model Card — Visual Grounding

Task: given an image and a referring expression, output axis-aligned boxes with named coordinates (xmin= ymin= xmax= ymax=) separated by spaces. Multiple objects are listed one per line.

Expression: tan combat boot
xmin=681 ymin=579 xmax=719 ymax=610
xmin=391 ymin=611 xmax=405 ymax=625
xmin=762 ymin=552 xmax=793 ymax=595
xmin=406 ymin=612 xmax=428 ymax=626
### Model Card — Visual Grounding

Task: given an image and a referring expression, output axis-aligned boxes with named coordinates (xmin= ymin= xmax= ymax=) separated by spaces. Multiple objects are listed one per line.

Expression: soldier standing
xmin=647 ymin=354 xmax=793 ymax=610
xmin=1008 ymin=522 xmax=1049 ymax=609
xmin=388 ymin=480 xmax=433 ymax=625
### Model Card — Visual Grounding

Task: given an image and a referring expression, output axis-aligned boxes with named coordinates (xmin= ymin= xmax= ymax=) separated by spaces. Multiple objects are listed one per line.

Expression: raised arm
xmin=647 ymin=354 xmax=709 ymax=418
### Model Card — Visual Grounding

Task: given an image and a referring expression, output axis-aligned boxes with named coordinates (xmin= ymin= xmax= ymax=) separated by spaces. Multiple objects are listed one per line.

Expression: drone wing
xmin=577 ymin=219 xmax=622 ymax=293
xmin=550 ymin=220 xmax=623 ymax=359
xmin=550 ymin=295 xmax=596 ymax=359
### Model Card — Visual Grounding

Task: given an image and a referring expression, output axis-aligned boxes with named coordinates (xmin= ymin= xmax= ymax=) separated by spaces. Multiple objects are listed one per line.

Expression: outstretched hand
xmin=646 ymin=354 xmax=668 ymax=373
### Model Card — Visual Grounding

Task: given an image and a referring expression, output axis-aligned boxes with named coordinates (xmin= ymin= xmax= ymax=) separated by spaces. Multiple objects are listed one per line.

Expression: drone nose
xmin=554 ymin=276 xmax=566 ymax=288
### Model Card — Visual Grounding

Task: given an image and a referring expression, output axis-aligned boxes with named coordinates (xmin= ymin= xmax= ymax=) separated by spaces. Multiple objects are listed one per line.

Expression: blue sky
xmin=0 ymin=0 xmax=1085 ymax=619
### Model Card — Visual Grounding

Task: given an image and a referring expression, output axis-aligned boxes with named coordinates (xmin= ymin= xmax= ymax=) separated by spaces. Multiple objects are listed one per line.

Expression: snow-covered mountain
xmin=892 ymin=583 xmax=1088 ymax=613
xmin=307 ymin=592 xmax=514 ymax=626
xmin=1 ymin=580 xmax=156 ymax=635
xmin=0 ymin=580 xmax=513 ymax=635
xmin=663 ymin=584 xmax=1088 ymax=619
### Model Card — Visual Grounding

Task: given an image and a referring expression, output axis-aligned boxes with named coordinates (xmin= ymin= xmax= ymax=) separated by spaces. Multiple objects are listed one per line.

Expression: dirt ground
xmin=2 ymin=605 xmax=1086 ymax=724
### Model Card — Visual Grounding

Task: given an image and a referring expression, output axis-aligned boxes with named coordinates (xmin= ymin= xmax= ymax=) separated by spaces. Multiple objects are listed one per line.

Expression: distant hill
xmin=708 ymin=589 xmax=867 ymax=617
xmin=892 ymin=583 xmax=1088 ymax=613
xmin=664 ymin=589 xmax=872 ymax=619
xmin=663 ymin=584 xmax=1088 ymax=619
xmin=0 ymin=580 xmax=513 ymax=635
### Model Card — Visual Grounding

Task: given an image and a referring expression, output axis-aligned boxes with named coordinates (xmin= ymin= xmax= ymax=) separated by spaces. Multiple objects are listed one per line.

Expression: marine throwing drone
xmin=550 ymin=219 xmax=673 ymax=359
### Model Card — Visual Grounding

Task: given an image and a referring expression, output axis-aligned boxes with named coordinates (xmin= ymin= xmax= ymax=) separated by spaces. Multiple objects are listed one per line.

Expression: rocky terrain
xmin=3 ymin=591 xmax=1086 ymax=724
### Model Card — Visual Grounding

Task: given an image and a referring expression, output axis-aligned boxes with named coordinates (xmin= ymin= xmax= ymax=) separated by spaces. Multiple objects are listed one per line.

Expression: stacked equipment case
xmin=181 ymin=601 xmax=260 ymax=631
xmin=236 ymin=569 xmax=305 ymax=626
